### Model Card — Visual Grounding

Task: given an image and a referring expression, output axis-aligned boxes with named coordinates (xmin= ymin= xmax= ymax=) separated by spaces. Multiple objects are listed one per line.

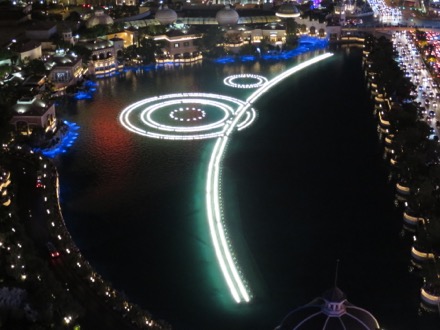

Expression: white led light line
xmin=205 ymin=52 xmax=334 ymax=303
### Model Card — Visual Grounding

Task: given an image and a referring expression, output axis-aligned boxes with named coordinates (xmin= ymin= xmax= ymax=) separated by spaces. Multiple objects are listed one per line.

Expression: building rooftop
xmin=12 ymin=96 xmax=53 ymax=117
xmin=275 ymin=287 xmax=380 ymax=330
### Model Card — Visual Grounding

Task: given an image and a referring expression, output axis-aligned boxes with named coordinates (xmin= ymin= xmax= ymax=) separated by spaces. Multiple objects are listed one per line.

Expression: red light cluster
xmin=51 ymin=251 xmax=60 ymax=258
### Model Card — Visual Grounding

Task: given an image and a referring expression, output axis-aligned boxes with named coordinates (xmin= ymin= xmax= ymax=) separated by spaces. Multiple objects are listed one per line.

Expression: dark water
xmin=53 ymin=46 xmax=440 ymax=330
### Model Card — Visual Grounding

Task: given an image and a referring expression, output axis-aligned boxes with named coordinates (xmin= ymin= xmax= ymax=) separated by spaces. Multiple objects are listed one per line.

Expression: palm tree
xmin=199 ymin=26 xmax=226 ymax=58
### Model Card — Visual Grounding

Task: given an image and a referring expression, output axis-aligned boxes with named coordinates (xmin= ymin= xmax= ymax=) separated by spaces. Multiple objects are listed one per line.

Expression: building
xmin=274 ymin=286 xmax=381 ymax=329
xmin=76 ymin=38 xmax=120 ymax=77
xmin=60 ymin=27 xmax=75 ymax=45
xmin=85 ymin=10 xmax=114 ymax=29
xmin=25 ymin=22 xmax=58 ymax=41
xmin=20 ymin=75 xmax=47 ymax=96
xmin=248 ymin=22 xmax=287 ymax=49
xmin=24 ymin=21 xmax=60 ymax=52
xmin=47 ymin=52 xmax=84 ymax=93
xmin=154 ymin=27 xmax=203 ymax=63
xmin=0 ymin=167 xmax=11 ymax=207
xmin=147 ymin=5 xmax=202 ymax=63
xmin=115 ymin=0 xmax=137 ymax=5
xmin=11 ymin=40 xmax=42 ymax=63
xmin=10 ymin=96 xmax=57 ymax=136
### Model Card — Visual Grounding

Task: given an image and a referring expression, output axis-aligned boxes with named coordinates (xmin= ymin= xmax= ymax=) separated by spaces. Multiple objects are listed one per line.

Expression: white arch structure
xmin=119 ymin=52 xmax=334 ymax=303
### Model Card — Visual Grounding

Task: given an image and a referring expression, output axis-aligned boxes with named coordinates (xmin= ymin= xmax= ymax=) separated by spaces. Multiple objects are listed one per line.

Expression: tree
xmin=0 ymin=64 xmax=11 ymax=79
xmin=199 ymin=26 xmax=225 ymax=58
xmin=239 ymin=43 xmax=258 ymax=56
xmin=0 ymin=48 xmax=14 ymax=61
xmin=138 ymin=38 xmax=163 ymax=64
xmin=285 ymin=18 xmax=298 ymax=36
xmin=285 ymin=33 xmax=299 ymax=50
xmin=70 ymin=45 xmax=92 ymax=64
xmin=0 ymin=83 xmax=20 ymax=108
xmin=81 ymin=25 xmax=110 ymax=39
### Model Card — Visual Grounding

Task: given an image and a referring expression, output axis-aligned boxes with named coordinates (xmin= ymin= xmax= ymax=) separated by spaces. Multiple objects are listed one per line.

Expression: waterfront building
xmin=76 ymin=38 xmax=120 ymax=77
xmin=253 ymin=22 xmax=287 ymax=47
xmin=47 ymin=52 xmax=84 ymax=94
xmin=10 ymin=95 xmax=57 ymax=136
xmin=152 ymin=25 xmax=203 ymax=63
xmin=150 ymin=8 xmax=203 ymax=63
xmin=274 ymin=286 xmax=381 ymax=329
xmin=225 ymin=22 xmax=287 ymax=52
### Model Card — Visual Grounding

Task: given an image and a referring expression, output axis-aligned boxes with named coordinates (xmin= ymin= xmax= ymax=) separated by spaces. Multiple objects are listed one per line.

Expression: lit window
xmin=174 ymin=43 xmax=179 ymax=48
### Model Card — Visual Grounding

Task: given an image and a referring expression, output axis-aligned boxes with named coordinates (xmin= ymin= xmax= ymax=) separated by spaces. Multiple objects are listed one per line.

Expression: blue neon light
xmin=74 ymin=91 xmax=93 ymax=100
xmin=33 ymin=121 xmax=80 ymax=158
xmin=214 ymin=36 xmax=328 ymax=64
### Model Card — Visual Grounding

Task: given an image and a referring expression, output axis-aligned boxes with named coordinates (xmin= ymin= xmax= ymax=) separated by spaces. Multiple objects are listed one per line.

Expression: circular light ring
xmin=119 ymin=93 xmax=254 ymax=140
xmin=223 ymin=74 xmax=268 ymax=89
xmin=141 ymin=99 xmax=234 ymax=133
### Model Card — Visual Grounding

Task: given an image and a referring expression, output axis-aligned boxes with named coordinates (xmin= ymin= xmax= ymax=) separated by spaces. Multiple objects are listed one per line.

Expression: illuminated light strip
xmin=145 ymin=131 xmax=224 ymax=140
xmin=224 ymin=74 xmax=269 ymax=89
xmin=215 ymin=136 xmax=250 ymax=302
xmin=236 ymin=111 xmax=251 ymax=130
xmin=236 ymin=108 xmax=257 ymax=131
xmin=246 ymin=53 xmax=334 ymax=105
xmin=206 ymin=136 xmax=250 ymax=302
xmin=205 ymin=52 xmax=334 ymax=303
xmin=206 ymin=138 xmax=242 ymax=302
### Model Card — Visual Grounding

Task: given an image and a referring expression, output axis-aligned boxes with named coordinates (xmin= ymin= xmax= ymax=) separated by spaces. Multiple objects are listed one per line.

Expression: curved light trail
xmin=118 ymin=52 xmax=333 ymax=304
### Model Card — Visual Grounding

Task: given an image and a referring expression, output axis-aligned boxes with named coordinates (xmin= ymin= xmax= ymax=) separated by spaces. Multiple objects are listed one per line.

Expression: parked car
xmin=36 ymin=171 xmax=44 ymax=188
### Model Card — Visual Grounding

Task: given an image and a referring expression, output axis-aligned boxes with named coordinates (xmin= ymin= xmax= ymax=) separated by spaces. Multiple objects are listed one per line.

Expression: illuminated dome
xmin=276 ymin=2 xmax=301 ymax=18
xmin=216 ymin=5 xmax=239 ymax=26
xmin=155 ymin=5 xmax=177 ymax=25
xmin=85 ymin=10 xmax=114 ymax=28
xmin=274 ymin=287 xmax=381 ymax=330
